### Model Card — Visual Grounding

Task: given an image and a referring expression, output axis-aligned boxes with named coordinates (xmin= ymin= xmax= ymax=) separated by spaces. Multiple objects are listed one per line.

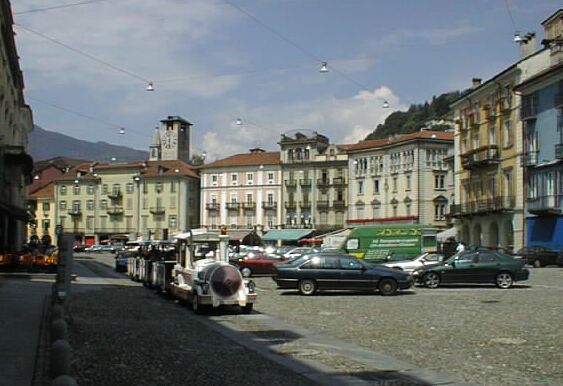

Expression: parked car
xmin=273 ymin=253 xmax=413 ymax=296
xmin=115 ymin=251 xmax=134 ymax=272
xmin=231 ymin=252 xmax=288 ymax=277
xmin=283 ymin=247 xmax=313 ymax=259
xmin=515 ymin=246 xmax=562 ymax=267
xmin=412 ymin=249 xmax=529 ymax=289
xmin=382 ymin=252 xmax=445 ymax=273
xmin=73 ymin=243 xmax=87 ymax=253
xmin=84 ymin=245 xmax=103 ymax=253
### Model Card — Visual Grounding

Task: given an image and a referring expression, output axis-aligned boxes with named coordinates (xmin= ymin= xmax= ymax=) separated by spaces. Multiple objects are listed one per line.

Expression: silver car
xmin=382 ymin=252 xmax=444 ymax=273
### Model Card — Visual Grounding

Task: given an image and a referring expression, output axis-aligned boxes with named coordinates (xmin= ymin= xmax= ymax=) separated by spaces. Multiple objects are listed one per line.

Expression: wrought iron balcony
xmin=300 ymin=201 xmax=311 ymax=209
xmin=332 ymin=177 xmax=346 ymax=186
xmin=149 ymin=206 xmax=165 ymax=215
xmin=262 ymin=201 xmax=277 ymax=210
xmin=450 ymin=196 xmax=515 ymax=217
xmin=317 ymin=179 xmax=331 ymax=187
xmin=317 ymin=200 xmax=330 ymax=208
xmin=225 ymin=202 xmax=240 ymax=210
xmin=107 ymin=207 xmax=124 ymax=215
xmin=527 ymin=195 xmax=562 ymax=215
xmin=332 ymin=200 xmax=346 ymax=209
xmin=107 ymin=190 xmax=122 ymax=199
xmin=284 ymin=179 xmax=297 ymax=187
xmin=520 ymin=105 xmax=537 ymax=120
xmin=205 ymin=202 xmax=220 ymax=210
xmin=556 ymin=143 xmax=563 ymax=159
xmin=299 ymin=179 xmax=311 ymax=187
xmin=242 ymin=201 xmax=256 ymax=210
xmin=461 ymin=145 xmax=500 ymax=170
xmin=284 ymin=201 xmax=297 ymax=209
xmin=68 ymin=209 xmax=82 ymax=216
xmin=523 ymin=151 xmax=539 ymax=166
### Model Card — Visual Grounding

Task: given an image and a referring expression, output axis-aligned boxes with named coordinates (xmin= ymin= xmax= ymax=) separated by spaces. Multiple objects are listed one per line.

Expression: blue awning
xmin=262 ymin=229 xmax=313 ymax=241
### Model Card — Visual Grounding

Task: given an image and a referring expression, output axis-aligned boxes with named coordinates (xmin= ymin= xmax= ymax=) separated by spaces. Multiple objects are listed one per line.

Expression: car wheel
xmin=533 ymin=259 xmax=542 ymax=268
xmin=495 ymin=272 xmax=513 ymax=289
xmin=378 ymin=278 xmax=398 ymax=296
xmin=423 ymin=272 xmax=440 ymax=289
xmin=240 ymin=267 xmax=252 ymax=278
xmin=298 ymin=279 xmax=317 ymax=296
xmin=241 ymin=303 xmax=253 ymax=314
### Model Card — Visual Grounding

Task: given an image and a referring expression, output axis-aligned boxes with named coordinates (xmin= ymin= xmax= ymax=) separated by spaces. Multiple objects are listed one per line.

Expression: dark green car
xmin=412 ymin=249 xmax=529 ymax=289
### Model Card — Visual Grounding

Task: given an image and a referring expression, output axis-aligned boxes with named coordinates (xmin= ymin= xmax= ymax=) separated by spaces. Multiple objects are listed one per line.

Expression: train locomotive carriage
xmin=171 ymin=230 xmax=257 ymax=314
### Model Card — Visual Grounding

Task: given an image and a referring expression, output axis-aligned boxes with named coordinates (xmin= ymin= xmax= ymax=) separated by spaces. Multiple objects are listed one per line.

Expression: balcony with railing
xmin=317 ymin=179 xmax=331 ymax=187
xmin=300 ymin=201 xmax=311 ymax=209
xmin=556 ymin=143 xmax=563 ymax=159
xmin=107 ymin=206 xmax=124 ymax=215
xmin=107 ymin=190 xmax=122 ymax=199
xmin=523 ymin=151 xmax=539 ymax=166
xmin=461 ymin=145 xmax=500 ymax=170
xmin=332 ymin=200 xmax=346 ymax=209
xmin=284 ymin=201 xmax=296 ymax=210
xmin=316 ymin=200 xmax=330 ymax=208
xmin=527 ymin=195 xmax=562 ymax=215
xmin=225 ymin=202 xmax=240 ymax=210
xmin=332 ymin=177 xmax=347 ymax=186
xmin=284 ymin=179 xmax=297 ymax=187
xmin=262 ymin=201 xmax=277 ymax=210
xmin=242 ymin=201 xmax=256 ymax=210
xmin=68 ymin=208 xmax=82 ymax=216
xmin=450 ymin=196 xmax=515 ymax=217
xmin=520 ymin=104 xmax=537 ymax=121
xmin=149 ymin=206 xmax=165 ymax=215
xmin=205 ymin=202 xmax=220 ymax=211
xmin=299 ymin=179 xmax=311 ymax=187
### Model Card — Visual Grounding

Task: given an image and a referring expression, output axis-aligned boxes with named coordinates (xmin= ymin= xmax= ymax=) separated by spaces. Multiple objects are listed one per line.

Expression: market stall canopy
xmin=262 ymin=229 xmax=314 ymax=242
xmin=437 ymin=227 xmax=457 ymax=243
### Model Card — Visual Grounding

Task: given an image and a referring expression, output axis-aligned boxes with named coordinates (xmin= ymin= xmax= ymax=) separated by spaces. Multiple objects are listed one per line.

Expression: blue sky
xmin=12 ymin=0 xmax=561 ymax=161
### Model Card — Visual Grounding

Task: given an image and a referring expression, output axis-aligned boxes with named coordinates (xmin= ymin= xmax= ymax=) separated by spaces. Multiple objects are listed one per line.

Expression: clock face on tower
xmin=163 ymin=131 xmax=177 ymax=149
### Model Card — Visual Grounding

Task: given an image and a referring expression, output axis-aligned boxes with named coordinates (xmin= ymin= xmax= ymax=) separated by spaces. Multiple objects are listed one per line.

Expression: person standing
xmin=456 ymin=241 xmax=466 ymax=254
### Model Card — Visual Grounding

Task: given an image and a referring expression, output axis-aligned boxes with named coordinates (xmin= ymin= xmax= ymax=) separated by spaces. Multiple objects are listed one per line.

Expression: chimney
xmin=519 ymin=32 xmax=537 ymax=58
xmin=472 ymin=78 xmax=482 ymax=87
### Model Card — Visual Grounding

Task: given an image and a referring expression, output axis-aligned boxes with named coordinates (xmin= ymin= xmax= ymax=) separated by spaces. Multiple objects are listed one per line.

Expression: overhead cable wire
xmin=503 ymin=0 xmax=518 ymax=30
xmin=14 ymin=0 xmax=110 ymax=15
xmin=26 ymin=95 xmax=143 ymax=138
xmin=223 ymin=0 xmax=377 ymax=93
xmin=15 ymin=23 xmax=152 ymax=85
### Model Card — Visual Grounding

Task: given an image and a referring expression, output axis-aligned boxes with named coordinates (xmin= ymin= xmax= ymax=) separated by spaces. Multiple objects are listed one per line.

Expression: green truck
xmin=341 ymin=224 xmax=438 ymax=262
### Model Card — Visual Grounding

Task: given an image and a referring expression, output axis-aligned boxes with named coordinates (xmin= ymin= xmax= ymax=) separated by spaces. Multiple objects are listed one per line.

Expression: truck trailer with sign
xmin=340 ymin=225 xmax=438 ymax=262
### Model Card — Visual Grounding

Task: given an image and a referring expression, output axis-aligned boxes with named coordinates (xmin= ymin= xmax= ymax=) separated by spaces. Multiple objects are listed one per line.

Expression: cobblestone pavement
xmin=246 ymin=267 xmax=563 ymax=386
xmin=74 ymin=254 xmax=562 ymax=385
xmin=68 ymin=257 xmax=319 ymax=386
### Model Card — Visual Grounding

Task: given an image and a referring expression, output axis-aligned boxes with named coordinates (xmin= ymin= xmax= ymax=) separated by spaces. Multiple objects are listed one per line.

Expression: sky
xmin=12 ymin=0 xmax=562 ymax=162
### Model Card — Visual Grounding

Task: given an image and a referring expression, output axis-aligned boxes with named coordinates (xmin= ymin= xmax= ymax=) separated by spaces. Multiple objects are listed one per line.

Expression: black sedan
xmin=516 ymin=246 xmax=562 ymax=267
xmin=412 ymin=249 xmax=529 ymax=289
xmin=272 ymin=253 xmax=413 ymax=296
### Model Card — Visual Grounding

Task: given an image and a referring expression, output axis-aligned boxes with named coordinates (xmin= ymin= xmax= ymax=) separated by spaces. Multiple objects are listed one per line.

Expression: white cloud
xmin=200 ymin=86 xmax=406 ymax=157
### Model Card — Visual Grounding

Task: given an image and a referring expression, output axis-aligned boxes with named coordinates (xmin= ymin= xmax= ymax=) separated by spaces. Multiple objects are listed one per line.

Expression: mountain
xmin=365 ymin=91 xmax=461 ymax=140
xmin=29 ymin=125 xmax=148 ymax=162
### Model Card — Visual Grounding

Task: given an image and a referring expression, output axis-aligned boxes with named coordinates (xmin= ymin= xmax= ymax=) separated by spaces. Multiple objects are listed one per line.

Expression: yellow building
xmin=53 ymin=160 xmax=200 ymax=244
xmin=450 ymin=46 xmax=550 ymax=251
xmin=28 ymin=183 xmax=57 ymax=243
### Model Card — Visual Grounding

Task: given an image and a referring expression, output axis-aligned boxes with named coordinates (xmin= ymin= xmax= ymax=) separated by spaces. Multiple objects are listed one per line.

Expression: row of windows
xmin=209 ymin=192 xmax=278 ymax=204
xmin=354 ymin=203 xmax=447 ymax=220
xmin=58 ymin=215 xmax=179 ymax=230
xmin=356 ymin=174 xmax=447 ymax=194
xmin=57 ymin=196 xmax=185 ymax=211
xmin=210 ymin=172 xmax=276 ymax=186
xmin=59 ymin=181 xmax=182 ymax=195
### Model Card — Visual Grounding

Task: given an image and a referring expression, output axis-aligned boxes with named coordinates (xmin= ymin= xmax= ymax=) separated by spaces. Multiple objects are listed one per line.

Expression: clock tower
xmin=159 ymin=115 xmax=192 ymax=162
